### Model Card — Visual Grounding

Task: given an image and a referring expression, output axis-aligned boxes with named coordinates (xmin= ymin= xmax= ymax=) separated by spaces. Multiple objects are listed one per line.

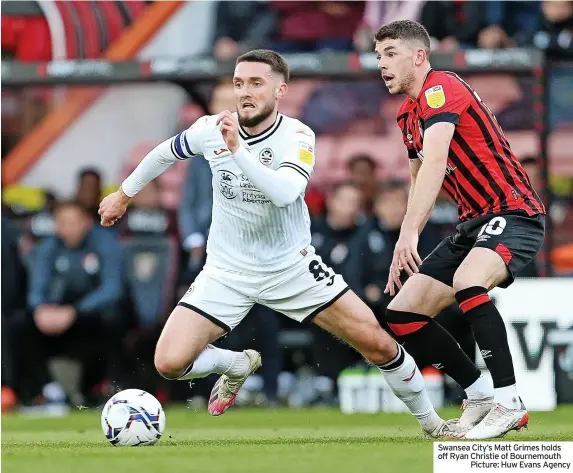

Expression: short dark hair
xmin=236 ymin=49 xmax=290 ymax=83
xmin=519 ymin=155 xmax=538 ymax=167
xmin=347 ymin=154 xmax=377 ymax=172
xmin=78 ymin=168 xmax=101 ymax=181
xmin=54 ymin=199 xmax=91 ymax=216
xmin=330 ymin=180 xmax=361 ymax=196
xmin=375 ymin=180 xmax=408 ymax=201
xmin=374 ymin=20 xmax=431 ymax=54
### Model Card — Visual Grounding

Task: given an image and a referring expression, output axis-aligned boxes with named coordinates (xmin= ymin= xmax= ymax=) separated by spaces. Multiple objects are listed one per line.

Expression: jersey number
xmin=309 ymin=260 xmax=335 ymax=286
xmin=478 ymin=216 xmax=507 ymax=237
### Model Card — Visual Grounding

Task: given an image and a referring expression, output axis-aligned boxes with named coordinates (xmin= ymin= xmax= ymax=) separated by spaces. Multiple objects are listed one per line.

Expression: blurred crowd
xmin=210 ymin=0 xmax=573 ymax=59
xmin=2 ymin=0 xmax=573 ymax=414
xmin=3 ymin=0 xmax=573 ymax=157
xmin=1 ymin=148 xmax=565 ymax=414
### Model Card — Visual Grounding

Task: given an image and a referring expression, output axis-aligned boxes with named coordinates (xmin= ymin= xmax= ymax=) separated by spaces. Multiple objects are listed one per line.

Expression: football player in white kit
xmin=99 ymin=50 xmax=460 ymax=437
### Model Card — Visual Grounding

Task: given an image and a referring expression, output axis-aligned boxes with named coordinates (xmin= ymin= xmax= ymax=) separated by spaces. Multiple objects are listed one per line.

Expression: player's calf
xmin=453 ymin=248 xmax=522 ymax=411
xmin=154 ymin=305 xmax=243 ymax=381
xmin=154 ymin=345 xmax=235 ymax=380
xmin=386 ymin=275 xmax=493 ymax=412
xmin=312 ymin=291 xmax=397 ymax=365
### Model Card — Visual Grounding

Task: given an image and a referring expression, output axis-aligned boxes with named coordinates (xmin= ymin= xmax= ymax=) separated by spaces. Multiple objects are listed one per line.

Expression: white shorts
xmin=178 ymin=251 xmax=348 ymax=332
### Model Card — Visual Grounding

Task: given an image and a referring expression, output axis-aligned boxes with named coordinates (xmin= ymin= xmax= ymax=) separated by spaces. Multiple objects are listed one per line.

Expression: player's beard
xmin=237 ymin=100 xmax=276 ymax=128
xmin=396 ymin=70 xmax=415 ymax=95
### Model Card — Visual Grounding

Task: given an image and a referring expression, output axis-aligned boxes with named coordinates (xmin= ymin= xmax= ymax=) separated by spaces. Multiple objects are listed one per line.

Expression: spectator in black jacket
xmin=478 ymin=2 xmax=541 ymax=49
xmin=351 ymin=180 xmax=408 ymax=318
xmin=15 ymin=201 xmax=123 ymax=407
xmin=352 ymin=182 xmax=476 ymax=397
xmin=517 ymin=0 xmax=572 ymax=57
xmin=309 ymin=181 xmax=364 ymax=401
xmin=121 ymin=179 xmax=178 ymax=239
xmin=421 ymin=1 xmax=487 ymax=51
xmin=519 ymin=2 xmax=573 ymax=129
xmin=212 ymin=1 xmax=277 ymax=61
xmin=311 ymin=180 xmax=363 ymax=286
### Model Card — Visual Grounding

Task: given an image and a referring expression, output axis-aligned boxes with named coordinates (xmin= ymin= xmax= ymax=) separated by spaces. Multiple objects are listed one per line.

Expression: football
xmin=101 ymin=389 xmax=166 ymax=446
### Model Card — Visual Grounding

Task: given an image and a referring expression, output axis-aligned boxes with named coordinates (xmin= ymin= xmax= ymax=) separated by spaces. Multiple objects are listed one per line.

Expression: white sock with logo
xmin=176 ymin=345 xmax=249 ymax=380
xmin=495 ymin=384 xmax=521 ymax=410
xmin=378 ymin=344 xmax=442 ymax=432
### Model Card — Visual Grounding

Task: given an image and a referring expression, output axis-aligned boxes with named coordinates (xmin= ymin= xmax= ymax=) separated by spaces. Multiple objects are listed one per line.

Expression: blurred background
xmin=1 ymin=0 xmax=572 ymax=417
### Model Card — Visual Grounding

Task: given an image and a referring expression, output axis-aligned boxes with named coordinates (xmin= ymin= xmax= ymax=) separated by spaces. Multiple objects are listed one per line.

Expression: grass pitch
xmin=3 ymin=406 xmax=573 ymax=473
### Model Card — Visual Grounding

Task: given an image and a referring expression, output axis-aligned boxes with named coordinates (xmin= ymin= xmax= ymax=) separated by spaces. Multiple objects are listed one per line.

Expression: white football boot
xmin=459 ymin=397 xmax=495 ymax=431
xmin=464 ymin=398 xmax=529 ymax=439
xmin=426 ymin=419 xmax=465 ymax=439
xmin=208 ymin=349 xmax=262 ymax=416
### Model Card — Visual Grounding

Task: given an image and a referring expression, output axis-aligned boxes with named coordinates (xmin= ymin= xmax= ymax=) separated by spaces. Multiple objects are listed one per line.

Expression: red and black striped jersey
xmin=397 ymin=69 xmax=545 ymax=222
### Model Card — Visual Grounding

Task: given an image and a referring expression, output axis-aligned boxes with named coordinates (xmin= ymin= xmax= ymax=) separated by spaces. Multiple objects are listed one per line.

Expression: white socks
xmin=495 ymin=384 xmax=521 ymax=410
xmin=177 ymin=345 xmax=250 ymax=380
xmin=465 ymin=373 xmax=520 ymax=410
xmin=378 ymin=344 xmax=442 ymax=433
xmin=465 ymin=373 xmax=494 ymax=401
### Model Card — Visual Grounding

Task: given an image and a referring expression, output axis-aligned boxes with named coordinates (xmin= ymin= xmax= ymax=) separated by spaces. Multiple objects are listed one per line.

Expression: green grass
xmin=3 ymin=406 xmax=573 ymax=473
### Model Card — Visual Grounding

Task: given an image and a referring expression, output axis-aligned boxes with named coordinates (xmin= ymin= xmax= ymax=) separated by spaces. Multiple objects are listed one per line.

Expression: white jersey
xmin=177 ymin=113 xmax=316 ymax=273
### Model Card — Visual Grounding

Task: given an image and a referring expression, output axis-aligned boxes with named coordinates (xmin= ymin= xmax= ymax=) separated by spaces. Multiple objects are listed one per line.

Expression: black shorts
xmin=419 ymin=210 xmax=546 ymax=289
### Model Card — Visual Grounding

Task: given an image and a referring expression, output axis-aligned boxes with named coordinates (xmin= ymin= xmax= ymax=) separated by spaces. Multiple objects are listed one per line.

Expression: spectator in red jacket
xmin=271 ymin=1 xmax=365 ymax=53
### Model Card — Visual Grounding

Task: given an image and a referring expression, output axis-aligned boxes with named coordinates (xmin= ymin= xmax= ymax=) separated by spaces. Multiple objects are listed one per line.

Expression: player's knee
xmin=386 ymin=283 xmax=423 ymax=313
xmin=154 ymin=351 xmax=187 ymax=380
xmin=452 ymin=271 xmax=478 ymax=294
xmin=387 ymin=296 xmax=410 ymax=313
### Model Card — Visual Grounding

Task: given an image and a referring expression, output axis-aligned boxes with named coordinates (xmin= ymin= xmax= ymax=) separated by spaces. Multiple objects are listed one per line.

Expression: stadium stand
xmin=2 ymin=0 xmax=150 ymax=61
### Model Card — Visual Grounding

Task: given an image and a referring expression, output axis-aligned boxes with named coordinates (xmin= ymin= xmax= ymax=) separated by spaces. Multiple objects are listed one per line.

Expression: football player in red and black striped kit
xmin=374 ymin=20 xmax=546 ymax=439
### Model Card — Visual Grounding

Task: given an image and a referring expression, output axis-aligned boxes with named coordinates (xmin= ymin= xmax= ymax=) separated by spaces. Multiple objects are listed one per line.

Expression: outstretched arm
xmin=99 ymin=118 xmax=207 ymax=227
xmin=121 ymin=140 xmax=182 ymax=197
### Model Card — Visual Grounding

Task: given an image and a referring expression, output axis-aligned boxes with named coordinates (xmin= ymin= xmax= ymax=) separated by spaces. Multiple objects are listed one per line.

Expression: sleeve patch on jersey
xmin=299 ymin=142 xmax=314 ymax=166
xmin=425 ymin=85 xmax=446 ymax=109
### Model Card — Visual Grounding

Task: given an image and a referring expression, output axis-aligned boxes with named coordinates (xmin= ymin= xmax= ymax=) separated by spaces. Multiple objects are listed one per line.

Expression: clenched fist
xmin=216 ymin=110 xmax=240 ymax=154
xmin=98 ymin=188 xmax=130 ymax=227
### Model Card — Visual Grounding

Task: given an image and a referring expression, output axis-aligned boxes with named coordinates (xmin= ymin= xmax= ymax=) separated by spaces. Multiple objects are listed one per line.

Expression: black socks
xmin=456 ymin=286 xmax=516 ymax=388
xmin=386 ymin=309 xmax=481 ymax=389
